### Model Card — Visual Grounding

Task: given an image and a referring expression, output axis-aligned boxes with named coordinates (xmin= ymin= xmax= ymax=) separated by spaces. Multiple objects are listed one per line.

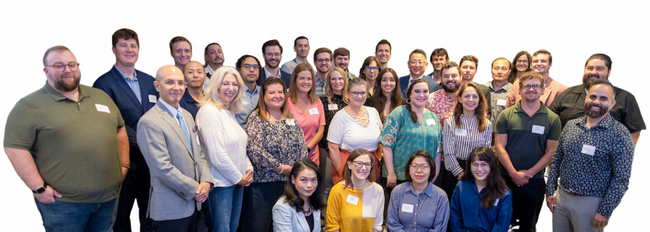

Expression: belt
xmin=569 ymin=192 xmax=585 ymax=197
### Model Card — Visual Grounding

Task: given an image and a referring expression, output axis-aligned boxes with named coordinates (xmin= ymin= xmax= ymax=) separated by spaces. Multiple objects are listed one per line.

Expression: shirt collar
xmin=488 ymin=81 xmax=511 ymax=91
xmin=182 ymin=90 xmax=198 ymax=103
xmin=513 ymin=100 xmax=549 ymax=116
xmin=114 ymin=64 xmax=138 ymax=81
xmin=204 ymin=65 xmax=215 ymax=75
xmin=158 ymin=98 xmax=181 ymax=117
xmin=264 ymin=67 xmax=281 ymax=79
xmin=43 ymin=82 xmax=90 ymax=102
xmin=575 ymin=113 xmax=616 ymax=130
xmin=406 ymin=182 xmax=435 ymax=198
xmin=246 ymin=85 xmax=261 ymax=94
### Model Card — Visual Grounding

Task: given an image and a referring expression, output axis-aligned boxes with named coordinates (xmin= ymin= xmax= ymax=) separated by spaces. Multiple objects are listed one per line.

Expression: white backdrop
xmin=1 ymin=0 xmax=647 ymax=231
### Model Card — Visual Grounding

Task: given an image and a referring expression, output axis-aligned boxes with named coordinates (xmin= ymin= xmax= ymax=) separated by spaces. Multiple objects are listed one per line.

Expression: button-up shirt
xmin=450 ymin=179 xmax=513 ymax=232
xmin=387 ymin=182 xmax=450 ymax=232
xmin=546 ymin=114 xmax=634 ymax=217
xmin=485 ymin=81 xmax=512 ymax=127
xmin=443 ymin=115 xmax=493 ymax=176
xmin=315 ymin=73 xmax=327 ymax=97
xmin=426 ymin=89 xmax=456 ymax=126
xmin=235 ymin=85 xmax=261 ymax=127
xmin=115 ymin=65 xmax=141 ymax=103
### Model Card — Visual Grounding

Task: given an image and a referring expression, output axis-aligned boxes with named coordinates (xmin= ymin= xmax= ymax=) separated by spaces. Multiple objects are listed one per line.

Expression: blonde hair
xmin=200 ymin=66 xmax=245 ymax=113
xmin=323 ymin=67 xmax=349 ymax=104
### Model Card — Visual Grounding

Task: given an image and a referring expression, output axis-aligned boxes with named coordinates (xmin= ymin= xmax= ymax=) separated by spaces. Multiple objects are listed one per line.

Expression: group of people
xmin=3 ymin=27 xmax=643 ymax=232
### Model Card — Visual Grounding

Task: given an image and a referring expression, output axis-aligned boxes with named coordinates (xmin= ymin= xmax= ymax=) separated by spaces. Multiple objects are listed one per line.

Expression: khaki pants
xmin=553 ymin=188 xmax=605 ymax=232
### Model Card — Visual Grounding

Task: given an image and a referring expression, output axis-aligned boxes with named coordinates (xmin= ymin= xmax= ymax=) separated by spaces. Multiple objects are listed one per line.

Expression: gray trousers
xmin=553 ymin=188 xmax=605 ymax=232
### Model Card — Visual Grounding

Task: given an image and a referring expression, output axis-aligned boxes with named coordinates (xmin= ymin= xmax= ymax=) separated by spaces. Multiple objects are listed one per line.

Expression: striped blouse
xmin=442 ymin=114 xmax=492 ymax=176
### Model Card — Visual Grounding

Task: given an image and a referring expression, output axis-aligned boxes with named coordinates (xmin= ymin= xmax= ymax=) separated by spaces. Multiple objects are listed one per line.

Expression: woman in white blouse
xmin=328 ymin=78 xmax=382 ymax=184
xmin=196 ymin=66 xmax=254 ymax=232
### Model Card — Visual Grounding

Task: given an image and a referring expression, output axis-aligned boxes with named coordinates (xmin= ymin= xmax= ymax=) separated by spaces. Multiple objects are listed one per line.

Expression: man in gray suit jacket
xmin=137 ymin=65 xmax=214 ymax=232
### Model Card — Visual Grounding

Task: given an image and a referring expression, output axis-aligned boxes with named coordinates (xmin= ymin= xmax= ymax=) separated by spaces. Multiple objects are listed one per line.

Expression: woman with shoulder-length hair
xmin=358 ymin=56 xmax=382 ymax=96
xmin=272 ymin=158 xmax=325 ymax=232
xmin=366 ymin=68 xmax=404 ymax=123
xmin=196 ymin=66 xmax=254 ymax=232
xmin=241 ymin=77 xmax=308 ymax=232
xmin=450 ymin=146 xmax=512 ymax=232
xmin=441 ymin=82 xmax=492 ymax=199
xmin=287 ymin=62 xmax=326 ymax=165
xmin=507 ymin=51 xmax=531 ymax=84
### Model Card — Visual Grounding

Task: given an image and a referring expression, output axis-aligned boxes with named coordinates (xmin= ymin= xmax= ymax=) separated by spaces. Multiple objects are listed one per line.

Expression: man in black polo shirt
xmin=495 ymin=71 xmax=562 ymax=232
xmin=549 ymin=53 xmax=645 ymax=145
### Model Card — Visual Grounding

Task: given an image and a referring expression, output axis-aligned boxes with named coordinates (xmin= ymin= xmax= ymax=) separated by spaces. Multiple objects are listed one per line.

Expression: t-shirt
xmin=327 ymin=106 xmax=382 ymax=152
xmin=287 ymin=97 xmax=326 ymax=164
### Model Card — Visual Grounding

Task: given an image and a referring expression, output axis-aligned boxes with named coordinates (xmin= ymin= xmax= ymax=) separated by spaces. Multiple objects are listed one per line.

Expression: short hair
xmin=430 ymin=48 xmax=449 ymax=62
xmin=459 ymin=55 xmax=479 ymax=68
xmin=200 ymin=66 xmax=245 ymax=113
xmin=585 ymin=53 xmax=612 ymax=71
xmin=253 ymin=78 xmax=293 ymax=122
xmin=203 ymin=42 xmax=222 ymax=66
xmin=491 ymin=57 xmax=511 ymax=69
xmin=375 ymin=39 xmax=391 ymax=52
xmin=404 ymin=150 xmax=437 ymax=183
xmin=518 ymin=71 xmax=545 ymax=89
xmin=358 ymin=56 xmax=382 ymax=81
xmin=333 ymin=47 xmax=350 ymax=58
xmin=262 ymin=39 xmax=283 ymax=54
xmin=348 ymin=77 xmax=368 ymax=93
xmin=508 ymin=51 xmax=532 ymax=83
xmin=341 ymin=148 xmax=376 ymax=189
xmin=533 ymin=49 xmax=552 ymax=64
xmin=281 ymin=158 xmax=325 ymax=213
xmin=313 ymin=47 xmax=332 ymax=63
xmin=589 ymin=79 xmax=616 ymax=99
xmin=287 ymin=62 xmax=317 ymax=104
xmin=112 ymin=28 xmax=139 ymax=48
xmin=293 ymin=36 xmax=308 ymax=47
xmin=43 ymin=45 xmax=71 ymax=66
xmin=440 ymin=61 xmax=460 ymax=75
xmin=169 ymin=36 xmax=192 ymax=52
xmin=323 ymin=67 xmax=349 ymax=104
xmin=409 ymin=49 xmax=427 ymax=60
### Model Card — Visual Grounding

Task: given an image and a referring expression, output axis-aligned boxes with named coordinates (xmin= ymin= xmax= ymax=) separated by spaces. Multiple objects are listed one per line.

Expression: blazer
xmin=137 ymin=101 xmax=214 ymax=221
xmin=93 ymin=66 xmax=158 ymax=171
xmin=272 ymin=196 xmax=321 ymax=232
xmin=399 ymin=74 xmax=441 ymax=98
xmin=259 ymin=68 xmax=292 ymax=88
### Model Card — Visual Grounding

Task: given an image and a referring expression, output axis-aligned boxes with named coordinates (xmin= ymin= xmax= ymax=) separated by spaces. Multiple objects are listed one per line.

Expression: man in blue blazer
xmin=93 ymin=28 xmax=158 ymax=232
xmin=258 ymin=39 xmax=292 ymax=87
xmin=399 ymin=49 xmax=441 ymax=97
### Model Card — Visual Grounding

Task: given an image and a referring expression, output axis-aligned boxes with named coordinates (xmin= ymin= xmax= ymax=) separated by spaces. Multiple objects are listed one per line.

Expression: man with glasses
xmin=313 ymin=47 xmax=333 ymax=97
xmin=375 ymin=39 xmax=392 ymax=69
xmin=5 ymin=45 xmax=128 ymax=231
xmin=235 ymin=54 xmax=263 ymax=127
xmin=258 ymin=39 xmax=291 ymax=87
xmin=495 ymin=71 xmax=562 ymax=232
xmin=399 ymin=49 xmax=441 ymax=97
xmin=334 ymin=47 xmax=357 ymax=80
xmin=427 ymin=48 xmax=449 ymax=83
xmin=506 ymin=49 xmax=568 ymax=108
xmin=93 ymin=28 xmax=157 ymax=232
xmin=281 ymin=36 xmax=310 ymax=75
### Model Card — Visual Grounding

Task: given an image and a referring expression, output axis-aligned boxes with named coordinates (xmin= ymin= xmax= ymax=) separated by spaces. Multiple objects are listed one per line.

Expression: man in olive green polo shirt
xmin=494 ymin=71 xmax=562 ymax=232
xmin=4 ymin=46 xmax=129 ymax=232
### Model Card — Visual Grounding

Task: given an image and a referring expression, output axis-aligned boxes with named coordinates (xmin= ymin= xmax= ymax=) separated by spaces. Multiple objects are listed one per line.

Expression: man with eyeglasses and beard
xmin=258 ymin=39 xmax=291 ymax=87
xmin=234 ymin=54 xmax=263 ymax=128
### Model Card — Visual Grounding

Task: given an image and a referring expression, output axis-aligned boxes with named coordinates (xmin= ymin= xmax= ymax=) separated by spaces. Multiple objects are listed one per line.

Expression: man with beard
xmin=506 ymin=49 xmax=568 ymax=108
xmin=546 ymin=79 xmax=634 ymax=231
xmin=313 ymin=47 xmax=332 ymax=97
xmin=426 ymin=61 xmax=460 ymax=125
xmin=281 ymin=36 xmax=310 ymax=75
xmin=549 ymin=53 xmax=644 ymax=145
xmin=333 ymin=47 xmax=357 ymax=80
xmin=258 ymin=39 xmax=291 ymax=87
xmin=5 ymin=45 xmax=128 ymax=231
xmin=170 ymin=36 xmax=193 ymax=72
xmin=180 ymin=61 xmax=206 ymax=119
xmin=495 ymin=71 xmax=562 ymax=232
xmin=399 ymin=49 xmax=441 ymax=97
xmin=203 ymin=42 xmax=224 ymax=79
xmin=427 ymin=48 xmax=448 ymax=83
xmin=375 ymin=39 xmax=391 ymax=69
xmin=235 ymin=54 xmax=262 ymax=127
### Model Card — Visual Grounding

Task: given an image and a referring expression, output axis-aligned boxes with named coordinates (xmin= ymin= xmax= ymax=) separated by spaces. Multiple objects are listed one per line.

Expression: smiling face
xmin=218 ymin=73 xmax=239 ymax=106
xmin=363 ymin=61 xmax=379 ymax=82
xmin=294 ymin=38 xmax=310 ymax=59
xmin=296 ymin=70 xmax=313 ymax=93
xmin=375 ymin=44 xmax=391 ymax=65
xmin=409 ymin=82 xmax=429 ymax=108
xmin=519 ymin=78 xmax=543 ymax=103
xmin=291 ymin=168 xmax=318 ymax=200
xmin=460 ymin=86 xmax=479 ymax=112
xmin=171 ymin=41 xmax=192 ymax=67
xmin=335 ymin=55 xmax=349 ymax=70
xmin=531 ymin=53 xmax=552 ymax=75
xmin=582 ymin=59 xmax=611 ymax=90
xmin=407 ymin=53 xmax=428 ymax=77
xmin=460 ymin=61 xmax=477 ymax=83
xmin=43 ymin=50 xmax=81 ymax=93
xmin=183 ymin=61 xmax=206 ymax=89
xmin=113 ymin=38 xmax=139 ymax=68
xmin=409 ymin=157 xmax=431 ymax=185
xmin=315 ymin=52 xmax=332 ymax=74
xmin=441 ymin=67 xmax=461 ymax=93
xmin=264 ymin=45 xmax=282 ymax=69
xmin=329 ymin=70 xmax=345 ymax=94
xmin=264 ymin=83 xmax=285 ymax=112
xmin=380 ymin=72 xmax=396 ymax=94
xmin=584 ymin=83 xmax=615 ymax=119
xmin=515 ymin=55 xmax=529 ymax=72
xmin=471 ymin=158 xmax=490 ymax=183
xmin=348 ymin=84 xmax=367 ymax=107
xmin=154 ymin=65 xmax=186 ymax=108
xmin=348 ymin=154 xmax=372 ymax=181
xmin=431 ymin=55 xmax=447 ymax=71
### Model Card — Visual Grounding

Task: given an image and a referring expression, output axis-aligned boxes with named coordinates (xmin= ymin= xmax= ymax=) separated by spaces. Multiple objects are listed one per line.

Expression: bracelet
xmin=121 ymin=164 xmax=130 ymax=169
xmin=279 ymin=165 xmax=285 ymax=174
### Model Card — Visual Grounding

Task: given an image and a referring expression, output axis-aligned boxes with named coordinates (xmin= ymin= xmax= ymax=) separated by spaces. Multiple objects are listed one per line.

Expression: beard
xmin=441 ymin=81 xmax=459 ymax=93
xmin=584 ymin=102 xmax=609 ymax=118
xmin=54 ymin=74 xmax=81 ymax=92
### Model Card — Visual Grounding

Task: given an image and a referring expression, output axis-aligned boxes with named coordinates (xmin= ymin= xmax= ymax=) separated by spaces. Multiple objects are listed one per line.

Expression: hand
xmin=457 ymin=172 xmax=464 ymax=181
xmin=546 ymin=196 xmax=557 ymax=213
xmin=121 ymin=167 xmax=129 ymax=181
xmin=237 ymin=170 xmax=254 ymax=186
xmin=510 ymin=171 xmax=530 ymax=187
xmin=194 ymin=182 xmax=211 ymax=203
xmin=281 ymin=165 xmax=292 ymax=176
xmin=34 ymin=186 xmax=62 ymax=204
xmin=387 ymin=172 xmax=397 ymax=188
xmin=592 ymin=213 xmax=609 ymax=228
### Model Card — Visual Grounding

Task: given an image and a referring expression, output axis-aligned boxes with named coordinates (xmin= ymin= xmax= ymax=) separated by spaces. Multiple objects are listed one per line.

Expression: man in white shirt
xmin=203 ymin=42 xmax=224 ymax=78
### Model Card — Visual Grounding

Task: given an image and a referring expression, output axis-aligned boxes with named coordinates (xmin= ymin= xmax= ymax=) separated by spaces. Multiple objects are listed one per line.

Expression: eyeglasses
xmin=352 ymin=161 xmax=372 ymax=168
xmin=410 ymin=164 xmax=430 ymax=171
xmin=45 ymin=62 xmax=80 ymax=72
xmin=365 ymin=66 xmax=379 ymax=71
xmin=243 ymin=64 xmax=260 ymax=69
xmin=349 ymin=91 xmax=367 ymax=97
xmin=409 ymin=60 xmax=426 ymax=66
xmin=316 ymin=58 xmax=331 ymax=63
xmin=523 ymin=84 xmax=542 ymax=89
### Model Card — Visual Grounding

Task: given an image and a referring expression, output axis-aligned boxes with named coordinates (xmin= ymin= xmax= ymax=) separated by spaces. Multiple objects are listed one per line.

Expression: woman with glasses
xmin=449 ymin=147 xmax=512 ymax=232
xmin=241 ymin=78 xmax=308 ymax=232
xmin=326 ymin=148 xmax=384 ymax=232
xmin=272 ymin=159 xmax=324 ymax=232
xmin=328 ymin=78 xmax=382 ymax=185
xmin=358 ymin=56 xmax=382 ymax=96
xmin=507 ymin=51 xmax=531 ymax=84
xmin=287 ymin=63 xmax=326 ymax=165
xmin=441 ymin=83 xmax=492 ymax=199
xmin=387 ymin=150 xmax=450 ymax=232
xmin=366 ymin=68 xmax=404 ymax=123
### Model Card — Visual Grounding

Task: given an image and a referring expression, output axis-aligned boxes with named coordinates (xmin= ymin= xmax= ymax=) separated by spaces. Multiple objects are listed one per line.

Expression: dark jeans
xmin=239 ymin=181 xmax=286 ymax=232
xmin=114 ymin=160 xmax=153 ymax=232
xmin=503 ymin=176 xmax=546 ymax=232
xmin=152 ymin=209 xmax=198 ymax=232
xmin=35 ymin=196 xmax=118 ymax=232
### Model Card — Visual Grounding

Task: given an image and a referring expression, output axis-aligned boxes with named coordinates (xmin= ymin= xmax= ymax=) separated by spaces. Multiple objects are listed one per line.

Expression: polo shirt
xmin=179 ymin=90 xmax=199 ymax=119
xmin=494 ymin=101 xmax=562 ymax=178
xmin=4 ymin=83 xmax=125 ymax=203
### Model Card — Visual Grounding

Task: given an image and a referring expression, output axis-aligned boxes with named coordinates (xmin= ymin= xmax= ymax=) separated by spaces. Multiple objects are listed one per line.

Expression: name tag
xmin=95 ymin=104 xmax=110 ymax=113
xmin=497 ymin=99 xmax=507 ymax=106
xmin=286 ymin=119 xmax=295 ymax=126
xmin=148 ymin=94 xmax=157 ymax=103
xmin=401 ymin=203 xmax=414 ymax=213
xmin=328 ymin=104 xmax=338 ymax=111
xmin=532 ymin=125 xmax=545 ymax=134
xmin=456 ymin=129 xmax=467 ymax=136
xmin=346 ymin=194 xmax=359 ymax=205
xmin=494 ymin=198 xmax=500 ymax=206
xmin=581 ymin=144 xmax=596 ymax=156
xmin=308 ymin=108 xmax=319 ymax=115
xmin=426 ymin=119 xmax=436 ymax=126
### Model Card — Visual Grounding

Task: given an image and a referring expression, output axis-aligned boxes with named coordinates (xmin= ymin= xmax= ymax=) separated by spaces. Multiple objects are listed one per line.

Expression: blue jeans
xmin=35 ymin=197 xmax=118 ymax=232
xmin=205 ymin=185 xmax=243 ymax=232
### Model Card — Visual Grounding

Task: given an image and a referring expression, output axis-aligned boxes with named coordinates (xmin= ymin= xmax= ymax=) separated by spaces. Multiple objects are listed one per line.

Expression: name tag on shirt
xmin=286 ymin=119 xmax=295 ymax=126
xmin=308 ymin=108 xmax=319 ymax=115
xmin=148 ymin=94 xmax=157 ymax=103
xmin=581 ymin=144 xmax=596 ymax=156
xmin=401 ymin=203 xmax=414 ymax=213
xmin=346 ymin=194 xmax=359 ymax=205
xmin=456 ymin=129 xmax=467 ymax=136
xmin=328 ymin=104 xmax=338 ymax=111
xmin=532 ymin=125 xmax=545 ymax=134
xmin=95 ymin=104 xmax=110 ymax=113
xmin=497 ymin=99 xmax=507 ymax=106
xmin=426 ymin=119 xmax=436 ymax=126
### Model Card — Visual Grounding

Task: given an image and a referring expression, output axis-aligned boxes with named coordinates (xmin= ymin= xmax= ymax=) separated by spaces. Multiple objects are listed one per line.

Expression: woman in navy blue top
xmin=450 ymin=146 xmax=512 ymax=232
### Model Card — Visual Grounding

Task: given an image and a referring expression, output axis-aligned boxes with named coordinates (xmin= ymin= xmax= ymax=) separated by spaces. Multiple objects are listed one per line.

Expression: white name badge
xmin=456 ymin=129 xmax=467 ymax=136
xmin=95 ymin=104 xmax=110 ymax=113
xmin=308 ymin=108 xmax=319 ymax=115
xmin=532 ymin=125 xmax=545 ymax=134
xmin=494 ymin=198 xmax=500 ymax=206
xmin=401 ymin=203 xmax=414 ymax=213
xmin=497 ymin=99 xmax=507 ymax=106
xmin=286 ymin=119 xmax=295 ymax=126
xmin=328 ymin=104 xmax=338 ymax=111
xmin=581 ymin=144 xmax=596 ymax=156
xmin=346 ymin=194 xmax=359 ymax=205
xmin=148 ymin=94 xmax=157 ymax=103
xmin=426 ymin=119 xmax=436 ymax=126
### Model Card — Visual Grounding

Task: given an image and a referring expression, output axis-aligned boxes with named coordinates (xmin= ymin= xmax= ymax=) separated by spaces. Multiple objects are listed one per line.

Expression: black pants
xmin=114 ymin=153 xmax=153 ymax=232
xmin=441 ymin=159 xmax=466 ymax=200
xmin=152 ymin=209 xmax=198 ymax=232
xmin=503 ymin=176 xmax=545 ymax=232
xmin=239 ymin=181 xmax=286 ymax=232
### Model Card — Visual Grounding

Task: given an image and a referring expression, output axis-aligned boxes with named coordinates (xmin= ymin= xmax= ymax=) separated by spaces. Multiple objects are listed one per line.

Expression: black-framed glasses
xmin=45 ymin=62 xmax=80 ymax=72
xmin=523 ymin=84 xmax=542 ymax=89
xmin=352 ymin=161 xmax=372 ymax=168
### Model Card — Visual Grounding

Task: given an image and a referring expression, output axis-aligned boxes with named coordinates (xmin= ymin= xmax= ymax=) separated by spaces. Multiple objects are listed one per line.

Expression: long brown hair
xmin=341 ymin=148 xmax=375 ymax=189
xmin=372 ymin=68 xmax=402 ymax=122
xmin=462 ymin=147 xmax=507 ymax=210
xmin=405 ymin=78 xmax=428 ymax=123
xmin=251 ymin=78 xmax=293 ymax=122
xmin=507 ymin=51 xmax=531 ymax=84
xmin=358 ymin=56 xmax=382 ymax=81
xmin=453 ymin=83 xmax=488 ymax=132
xmin=287 ymin=62 xmax=318 ymax=104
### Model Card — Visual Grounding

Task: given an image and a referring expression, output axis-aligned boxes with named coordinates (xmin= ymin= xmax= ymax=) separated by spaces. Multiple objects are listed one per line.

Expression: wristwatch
xmin=32 ymin=183 xmax=47 ymax=194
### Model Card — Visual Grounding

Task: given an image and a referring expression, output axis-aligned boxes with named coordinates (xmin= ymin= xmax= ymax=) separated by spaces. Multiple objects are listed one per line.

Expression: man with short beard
xmin=258 ymin=39 xmax=291 ymax=86
xmin=234 ymin=55 xmax=262 ymax=127
xmin=549 ymin=53 xmax=644 ymax=145
xmin=427 ymin=48 xmax=448 ymax=83
xmin=180 ymin=61 xmax=206 ymax=119
xmin=313 ymin=47 xmax=332 ymax=97
xmin=203 ymin=42 xmax=224 ymax=79
xmin=426 ymin=61 xmax=461 ymax=125
xmin=333 ymin=47 xmax=357 ymax=80
xmin=546 ymin=79 xmax=634 ymax=231
xmin=506 ymin=49 xmax=568 ymax=108
xmin=281 ymin=36 xmax=310 ymax=75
